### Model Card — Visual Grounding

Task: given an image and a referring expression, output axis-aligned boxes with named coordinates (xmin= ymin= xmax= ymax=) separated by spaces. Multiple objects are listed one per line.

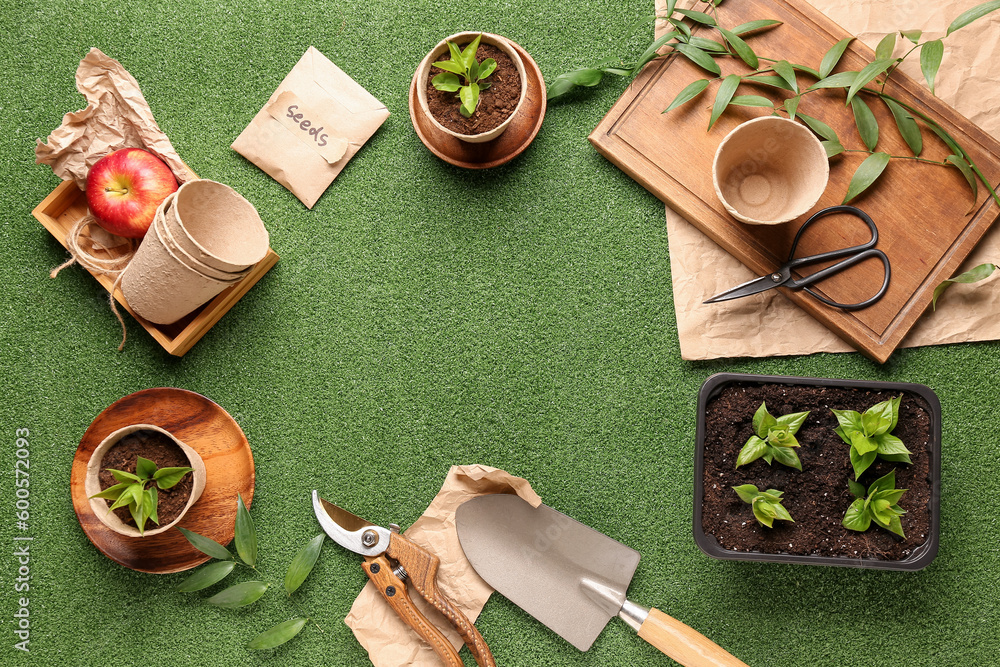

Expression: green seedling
xmin=843 ymin=469 xmax=907 ymax=538
xmin=431 ymin=33 xmax=497 ymax=117
xmin=735 ymin=401 xmax=810 ymax=471
xmin=733 ymin=484 xmax=793 ymax=528
xmin=831 ymin=395 xmax=912 ymax=479
xmin=89 ymin=456 xmax=193 ymax=535
xmin=177 ymin=495 xmax=326 ymax=650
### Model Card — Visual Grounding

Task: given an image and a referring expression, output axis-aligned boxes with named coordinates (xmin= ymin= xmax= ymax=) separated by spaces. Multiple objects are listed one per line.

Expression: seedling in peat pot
xmin=843 ymin=469 xmax=908 ymax=538
xmin=831 ymin=395 xmax=912 ymax=479
xmin=431 ymin=33 xmax=497 ymax=117
xmin=89 ymin=456 xmax=193 ymax=535
xmin=735 ymin=401 xmax=810 ymax=471
xmin=733 ymin=484 xmax=794 ymax=528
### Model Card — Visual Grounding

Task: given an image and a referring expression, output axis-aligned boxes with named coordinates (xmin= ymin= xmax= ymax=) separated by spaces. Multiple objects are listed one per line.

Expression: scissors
xmin=312 ymin=491 xmax=495 ymax=667
xmin=705 ymin=205 xmax=891 ymax=311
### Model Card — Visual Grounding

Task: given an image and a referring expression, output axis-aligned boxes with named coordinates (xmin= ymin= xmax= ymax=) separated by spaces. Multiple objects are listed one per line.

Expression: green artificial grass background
xmin=1 ymin=0 xmax=998 ymax=665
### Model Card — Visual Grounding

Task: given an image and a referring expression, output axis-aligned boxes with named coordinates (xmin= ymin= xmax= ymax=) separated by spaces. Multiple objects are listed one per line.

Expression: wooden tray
xmin=32 ymin=180 xmax=279 ymax=356
xmin=589 ymin=0 xmax=1000 ymax=363
xmin=409 ymin=39 xmax=546 ymax=169
xmin=70 ymin=388 xmax=255 ymax=573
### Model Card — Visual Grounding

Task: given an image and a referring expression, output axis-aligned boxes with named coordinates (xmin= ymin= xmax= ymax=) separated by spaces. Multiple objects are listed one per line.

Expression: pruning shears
xmin=312 ymin=491 xmax=495 ymax=667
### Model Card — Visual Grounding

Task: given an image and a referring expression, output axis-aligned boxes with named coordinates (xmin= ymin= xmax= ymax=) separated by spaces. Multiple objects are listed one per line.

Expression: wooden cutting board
xmin=589 ymin=0 xmax=1000 ymax=363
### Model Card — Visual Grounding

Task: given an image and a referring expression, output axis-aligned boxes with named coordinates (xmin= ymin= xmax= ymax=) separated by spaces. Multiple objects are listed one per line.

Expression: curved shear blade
xmin=312 ymin=490 xmax=391 ymax=557
xmin=704 ymin=272 xmax=784 ymax=304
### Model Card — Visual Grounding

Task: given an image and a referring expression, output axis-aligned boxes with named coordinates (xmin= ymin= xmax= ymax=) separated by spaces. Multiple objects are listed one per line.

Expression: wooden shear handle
xmin=387 ymin=533 xmax=497 ymax=667
xmin=363 ymin=555 xmax=463 ymax=667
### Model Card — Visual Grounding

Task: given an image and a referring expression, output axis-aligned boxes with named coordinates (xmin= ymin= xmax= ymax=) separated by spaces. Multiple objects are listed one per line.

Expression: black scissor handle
xmin=784 ymin=205 xmax=891 ymax=311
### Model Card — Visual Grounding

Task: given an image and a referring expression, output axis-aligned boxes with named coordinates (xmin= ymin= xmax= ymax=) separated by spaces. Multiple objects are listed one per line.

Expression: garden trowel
xmin=455 ymin=494 xmax=748 ymax=667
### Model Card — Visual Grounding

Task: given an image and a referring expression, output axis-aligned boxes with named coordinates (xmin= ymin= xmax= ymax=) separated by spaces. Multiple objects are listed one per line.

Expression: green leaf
xmin=751 ymin=501 xmax=774 ymax=528
xmin=900 ymin=30 xmax=922 ymax=44
xmin=770 ymin=445 xmax=802 ymax=471
xmin=823 ymin=140 xmax=845 ymax=158
xmin=136 ymin=456 xmax=157 ymax=480
xmin=846 ymin=59 xmax=894 ymax=104
xmin=107 ymin=483 xmax=140 ymax=512
xmin=153 ymin=466 xmax=193 ymax=490
xmin=771 ymin=60 xmax=798 ymax=93
xmin=932 ymin=263 xmax=998 ymax=309
xmin=946 ymin=155 xmax=979 ymax=206
xmin=878 ymin=489 xmax=907 ymax=506
xmin=736 ymin=436 xmax=768 ymax=468
xmin=875 ymin=434 xmax=912 ymax=462
xmin=130 ymin=492 xmax=147 ymax=534
xmin=884 ymin=97 xmax=922 ymax=156
xmin=731 ymin=19 xmax=782 ymax=35
xmin=831 ymin=408 xmax=863 ymax=436
xmin=177 ymin=560 xmax=236 ymax=592
xmin=770 ymin=501 xmax=794 ymax=523
xmin=674 ymin=43 xmax=721 ymax=75
xmin=284 ymin=534 xmax=325 ymax=595
xmin=109 ymin=469 xmax=141 ymax=484
xmin=468 ymin=57 xmax=479 ymax=83
xmin=709 ymin=74 xmax=741 ymax=130
xmin=460 ymin=83 xmax=479 ymax=117
xmin=775 ymin=410 xmax=810 ymax=435
xmin=767 ymin=428 xmax=798 ymax=448
xmin=947 ymin=0 xmax=1000 ymax=35
xmin=920 ymin=40 xmax=944 ymax=94
xmin=206 ymin=581 xmax=269 ymax=609
xmin=235 ymin=494 xmax=258 ymax=567
xmin=743 ymin=74 xmax=794 ymax=90
xmin=717 ymin=27 xmax=758 ymax=68
xmin=479 ymin=58 xmax=497 ymax=79
xmin=675 ymin=7 xmax=716 ymax=25
xmin=670 ymin=17 xmax=693 ymax=40
xmin=733 ymin=484 xmax=760 ymax=504
xmin=729 ymin=95 xmax=774 ymax=108
xmin=146 ymin=487 xmax=159 ymax=525
xmin=752 ymin=402 xmax=776 ymax=438
xmin=634 ymin=31 xmax=681 ymax=72
xmin=663 ymin=78 xmax=711 ymax=112
xmin=864 ymin=399 xmax=896 ymax=435
xmin=546 ymin=69 xmax=604 ymax=100
xmin=850 ymin=446 xmax=878 ymax=480
xmin=842 ymin=151 xmax=890 ymax=203
xmin=888 ymin=395 xmax=901 ymax=431
xmin=868 ymin=469 xmax=897 ymax=495
xmin=843 ymin=498 xmax=872 ymax=531
xmin=432 ymin=60 xmax=465 ymax=76
xmin=431 ymin=72 xmax=462 ymax=92
xmin=851 ymin=430 xmax=879 ymax=456
xmin=460 ymin=34 xmax=482 ymax=70
xmin=447 ymin=41 xmax=463 ymax=65
xmin=819 ymin=38 xmax=853 ymax=78
xmin=784 ymin=95 xmax=800 ymax=121
xmin=248 ymin=617 xmax=309 ymax=650
xmin=809 ymin=71 xmax=858 ymax=90
xmin=848 ymin=479 xmax=867 ymax=499
xmin=178 ymin=527 xmax=234 ymax=561
xmin=688 ymin=36 xmax=729 ymax=53
xmin=875 ymin=33 xmax=897 ymax=61
xmin=791 ymin=63 xmax=821 ymax=79
xmin=885 ymin=513 xmax=905 ymax=538
xmin=89 ymin=481 xmax=130 ymax=501
xmin=798 ymin=113 xmax=838 ymax=142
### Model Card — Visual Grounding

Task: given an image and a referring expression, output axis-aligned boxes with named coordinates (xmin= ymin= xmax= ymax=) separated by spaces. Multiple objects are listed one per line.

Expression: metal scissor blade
xmin=704 ymin=273 xmax=783 ymax=304
xmin=312 ymin=490 xmax=391 ymax=557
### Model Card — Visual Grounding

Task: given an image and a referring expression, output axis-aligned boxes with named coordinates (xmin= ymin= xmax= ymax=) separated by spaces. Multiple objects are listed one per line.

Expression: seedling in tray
xmin=735 ymin=401 xmax=810 ymax=471
xmin=733 ymin=484 xmax=794 ymax=528
xmin=843 ymin=469 xmax=908 ymax=538
xmin=831 ymin=395 xmax=912 ymax=479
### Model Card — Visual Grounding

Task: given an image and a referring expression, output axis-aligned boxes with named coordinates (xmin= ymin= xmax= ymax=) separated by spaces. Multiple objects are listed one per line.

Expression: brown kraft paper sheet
xmin=658 ymin=0 xmax=1000 ymax=359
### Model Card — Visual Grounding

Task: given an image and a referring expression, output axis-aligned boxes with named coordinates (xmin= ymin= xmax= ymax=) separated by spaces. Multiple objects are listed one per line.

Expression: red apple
xmin=86 ymin=148 xmax=179 ymax=238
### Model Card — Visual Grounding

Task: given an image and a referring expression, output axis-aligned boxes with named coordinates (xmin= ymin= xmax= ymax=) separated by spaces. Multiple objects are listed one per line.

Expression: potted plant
xmin=84 ymin=424 xmax=207 ymax=537
xmin=694 ymin=373 xmax=940 ymax=570
xmin=415 ymin=31 xmax=528 ymax=143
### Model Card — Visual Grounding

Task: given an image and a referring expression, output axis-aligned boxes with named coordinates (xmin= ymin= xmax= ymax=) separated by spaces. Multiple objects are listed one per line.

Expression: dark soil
xmin=701 ymin=383 xmax=933 ymax=561
xmin=425 ymin=41 xmax=521 ymax=135
xmin=98 ymin=429 xmax=194 ymax=529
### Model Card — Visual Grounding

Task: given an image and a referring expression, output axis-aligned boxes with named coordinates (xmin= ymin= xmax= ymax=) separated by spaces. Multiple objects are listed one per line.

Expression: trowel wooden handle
xmin=363 ymin=555 xmax=463 ymax=667
xmin=638 ymin=608 xmax=750 ymax=667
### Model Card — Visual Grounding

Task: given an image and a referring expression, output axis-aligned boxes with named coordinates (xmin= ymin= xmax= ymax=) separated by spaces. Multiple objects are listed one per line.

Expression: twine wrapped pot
xmin=121 ymin=179 xmax=268 ymax=324
xmin=84 ymin=424 xmax=207 ymax=539
xmin=712 ymin=116 xmax=829 ymax=225
xmin=415 ymin=32 xmax=528 ymax=144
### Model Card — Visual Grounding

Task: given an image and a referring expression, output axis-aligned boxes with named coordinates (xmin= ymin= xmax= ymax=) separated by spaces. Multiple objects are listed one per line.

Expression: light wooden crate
xmin=32 ymin=180 xmax=279 ymax=356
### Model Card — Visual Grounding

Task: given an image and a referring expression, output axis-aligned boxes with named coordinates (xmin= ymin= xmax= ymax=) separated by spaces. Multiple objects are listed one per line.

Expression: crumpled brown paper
xmin=34 ymin=48 xmax=195 ymax=190
xmin=659 ymin=0 xmax=1000 ymax=360
xmin=231 ymin=46 xmax=390 ymax=209
xmin=345 ymin=465 xmax=541 ymax=667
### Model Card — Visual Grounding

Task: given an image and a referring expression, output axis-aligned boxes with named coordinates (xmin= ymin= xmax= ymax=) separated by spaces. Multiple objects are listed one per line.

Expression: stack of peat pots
xmin=121 ymin=180 xmax=269 ymax=324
